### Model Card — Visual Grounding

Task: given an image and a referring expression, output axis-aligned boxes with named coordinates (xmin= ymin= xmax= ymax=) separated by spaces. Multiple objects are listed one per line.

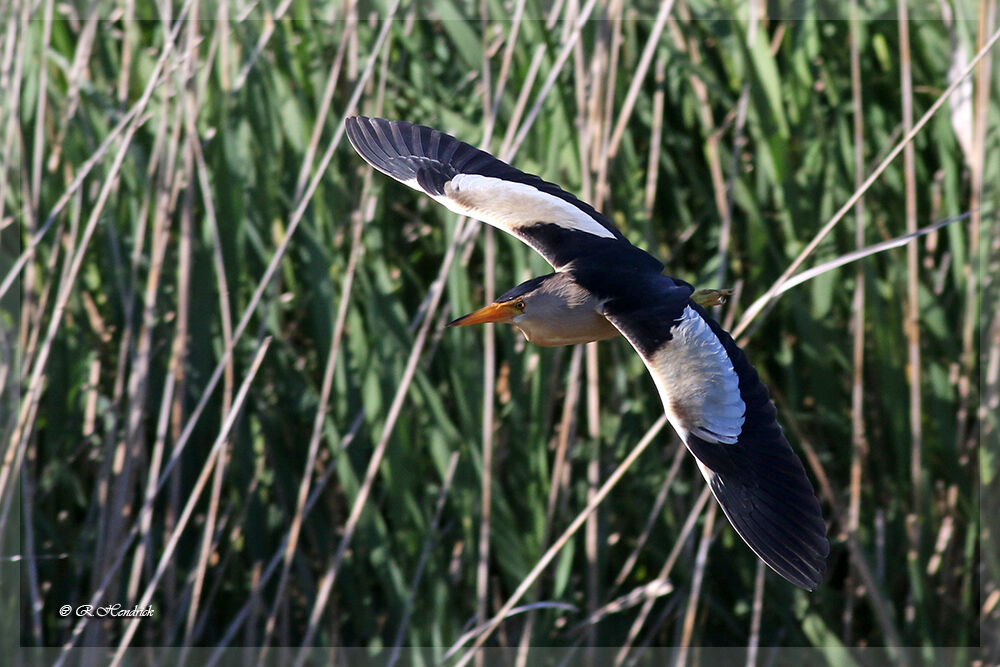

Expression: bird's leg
xmin=691 ymin=288 xmax=733 ymax=308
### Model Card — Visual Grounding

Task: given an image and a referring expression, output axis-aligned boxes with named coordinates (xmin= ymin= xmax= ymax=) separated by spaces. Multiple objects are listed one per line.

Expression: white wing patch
xmin=432 ymin=174 xmax=616 ymax=240
xmin=646 ymin=306 xmax=745 ymax=444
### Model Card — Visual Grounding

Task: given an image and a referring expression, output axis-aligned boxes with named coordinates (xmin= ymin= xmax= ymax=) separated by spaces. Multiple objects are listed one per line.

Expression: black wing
xmin=604 ymin=277 xmax=829 ymax=589
xmin=345 ymin=116 xmax=659 ymax=271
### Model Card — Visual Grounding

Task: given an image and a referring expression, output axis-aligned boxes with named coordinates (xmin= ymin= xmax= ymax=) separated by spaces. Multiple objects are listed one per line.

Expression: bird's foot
xmin=692 ymin=288 xmax=733 ymax=308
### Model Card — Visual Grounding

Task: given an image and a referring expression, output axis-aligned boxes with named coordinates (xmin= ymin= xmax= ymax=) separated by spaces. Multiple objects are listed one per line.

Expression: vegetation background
xmin=2 ymin=0 xmax=997 ymax=664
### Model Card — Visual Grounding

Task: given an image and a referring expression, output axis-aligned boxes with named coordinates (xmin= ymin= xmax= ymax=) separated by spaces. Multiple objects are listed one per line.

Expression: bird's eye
xmin=515 ymin=300 xmax=526 ymax=311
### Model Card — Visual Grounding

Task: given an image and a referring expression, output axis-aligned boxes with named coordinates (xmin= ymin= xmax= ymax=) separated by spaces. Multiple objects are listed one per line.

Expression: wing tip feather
xmin=707 ymin=467 xmax=829 ymax=590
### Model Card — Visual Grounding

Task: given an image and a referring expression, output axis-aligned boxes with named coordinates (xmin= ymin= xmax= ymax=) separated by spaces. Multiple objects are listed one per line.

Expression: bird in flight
xmin=345 ymin=116 xmax=829 ymax=590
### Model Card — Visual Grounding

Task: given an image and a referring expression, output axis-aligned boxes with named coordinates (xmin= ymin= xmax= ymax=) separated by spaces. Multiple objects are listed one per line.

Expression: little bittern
xmin=346 ymin=117 xmax=828 ymax=590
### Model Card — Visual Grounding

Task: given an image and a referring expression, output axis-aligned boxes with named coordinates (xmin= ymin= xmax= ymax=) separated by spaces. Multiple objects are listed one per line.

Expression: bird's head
xmin=446 ymin=273 xmax=618 ymax=347
xmin=446 ymin=275 xmax=543 ymax=329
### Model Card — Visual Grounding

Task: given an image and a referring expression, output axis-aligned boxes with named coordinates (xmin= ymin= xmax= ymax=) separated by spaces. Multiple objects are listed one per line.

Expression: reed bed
xmin=3 ymin=1 xmax=997 ymax=665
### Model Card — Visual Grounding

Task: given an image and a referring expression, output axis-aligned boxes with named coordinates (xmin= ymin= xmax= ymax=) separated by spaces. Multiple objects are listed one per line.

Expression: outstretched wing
xmin=345 ymin=116 xmax=658 ymax=272
xmin=603 ymin=279 xmax=829 ymax=590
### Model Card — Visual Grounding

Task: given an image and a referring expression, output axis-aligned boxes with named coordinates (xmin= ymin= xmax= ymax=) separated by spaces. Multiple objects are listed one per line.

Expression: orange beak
xmin=447 ymin=302 xmax=520 ymax=327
